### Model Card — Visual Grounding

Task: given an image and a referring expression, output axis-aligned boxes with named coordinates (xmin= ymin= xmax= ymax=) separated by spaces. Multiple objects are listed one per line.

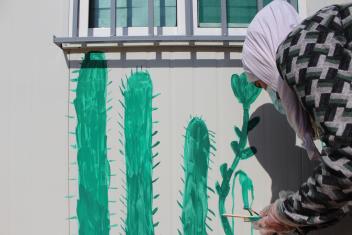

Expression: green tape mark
xmin=122 ymin=70 xmax=157 ymax=235
xmin=74 ymin=52 xmax=111 ymax=235
xmin=216 ymin=72 xmax=261 ymax=235
xmin=180 ymin=117 xmax=212 ymax=235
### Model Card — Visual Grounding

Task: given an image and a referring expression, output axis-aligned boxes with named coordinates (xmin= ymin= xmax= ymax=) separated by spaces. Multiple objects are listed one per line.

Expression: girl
xmin=242 ymin=0 xmax=352 ymax=234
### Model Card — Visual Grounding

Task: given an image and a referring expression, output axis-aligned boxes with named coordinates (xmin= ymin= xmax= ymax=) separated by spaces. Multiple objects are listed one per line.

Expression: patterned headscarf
xmin=242 ymin=0 xmax=300 ymax=91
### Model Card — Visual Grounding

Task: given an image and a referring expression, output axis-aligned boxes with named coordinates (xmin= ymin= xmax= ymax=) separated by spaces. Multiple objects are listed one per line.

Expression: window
xmin=198 ymin=0 xmax=298 ymax=27
xmin=61 ymin=0 xmax=301 ymax=41
xmin=89 ymin=0 xmax=177 ymax=28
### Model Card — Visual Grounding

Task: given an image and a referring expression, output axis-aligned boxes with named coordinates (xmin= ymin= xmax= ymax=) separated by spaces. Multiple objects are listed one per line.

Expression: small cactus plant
xmin=178 ymin=117 xmax=215 ymax=235
xmin=119 ymin=69 xmax=160 ymax=235
xmin=74 ymin=52 xmax=111 ymax=235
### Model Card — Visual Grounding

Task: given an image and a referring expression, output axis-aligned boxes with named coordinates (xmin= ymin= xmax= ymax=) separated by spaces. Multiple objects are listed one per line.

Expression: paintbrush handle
xmin=222 ymin=214 xmax=262 ymax=222
xmin=223 ymin=214 xmax=248 ymax=218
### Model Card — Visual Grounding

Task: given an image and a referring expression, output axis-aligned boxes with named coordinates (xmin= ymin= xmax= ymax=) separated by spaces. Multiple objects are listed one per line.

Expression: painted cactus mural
xmin=216 ymin=72 xmax=261 ymax=235
xmin=179 ymin=117 xmax=215 ymax=235
xmin=119 ymin=69 xmax=159 ymax=235
xmin=69 ymin=55 xmax=264 ymax=235
xmin=74 ymin=52 xmax=111 ymax=235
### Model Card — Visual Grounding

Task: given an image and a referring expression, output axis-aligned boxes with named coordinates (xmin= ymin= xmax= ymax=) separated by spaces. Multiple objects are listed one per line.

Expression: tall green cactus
xmin=216 ymin=72 xmax=261 ymax=235
xmin=120 ymin=69 xmax=159 ymax=235
xmin=74 ymin=52 xmax=111 ymax=235
xmin=178 ymin=117 xmax=215 ymax=235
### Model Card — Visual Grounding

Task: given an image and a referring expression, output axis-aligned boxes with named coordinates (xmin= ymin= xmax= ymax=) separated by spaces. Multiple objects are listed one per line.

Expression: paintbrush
xmin=222 ymin=213 xmax=262 ymax=222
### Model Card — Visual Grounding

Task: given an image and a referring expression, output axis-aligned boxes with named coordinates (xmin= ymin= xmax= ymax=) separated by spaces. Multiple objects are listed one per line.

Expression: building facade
xmin=1 ymin=0 xmax=351 ymax=235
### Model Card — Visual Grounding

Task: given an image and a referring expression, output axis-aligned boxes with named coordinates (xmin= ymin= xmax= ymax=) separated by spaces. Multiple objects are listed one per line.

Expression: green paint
xmin=74 ymin=52 xmax=111 ymax=235
xmin=180 ymin=117 xmax=213 ymax=235
xmin=231 ymin=72 xmax=262 ymax=110
xmin=233 ymin=170 xmax=254 ymax=210
xmin=121 ymin=70 xmax=158 ymax=235
xmin=231 ymin=170 xmax=255 ymax=235
xmin=216 ymin=72 xmax=261 ymax=235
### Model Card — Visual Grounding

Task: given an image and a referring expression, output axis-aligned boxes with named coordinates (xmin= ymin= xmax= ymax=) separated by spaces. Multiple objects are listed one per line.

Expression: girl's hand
xmin=253 ymin=201 xmax=297 ymax=235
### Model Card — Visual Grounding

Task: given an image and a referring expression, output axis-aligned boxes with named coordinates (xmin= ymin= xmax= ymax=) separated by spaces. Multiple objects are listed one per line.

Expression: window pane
xmin=117 ymin=0 xmax=177 ymax=27
xmin=89 ymin=0 xmax=176 ymax=28
xmin=198 ymin=0 xmax=221 ymax=27
xmin=89 ymin=0 xmax=111 ymax=28
xmin=116 ymin=0 xmax=147 ymax=27
xmin=154 ymin=0 xmax=177 ymax=27
xmin=198 ymin=0 xmax=257 ymax=27
xmin=227 ymin=0 xmax=257 ymax=25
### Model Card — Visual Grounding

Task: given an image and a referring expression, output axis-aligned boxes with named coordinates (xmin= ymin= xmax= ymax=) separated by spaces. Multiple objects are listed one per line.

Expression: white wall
xmin=0 ymin=0 xmax=69 ymax=234
xmin=1 ymin=0 xmax=352 ymax=235
xmin=66 ymin=51 xmax=275 ymax=235
xmin=306 ymin=0 xmax=352 ymax=15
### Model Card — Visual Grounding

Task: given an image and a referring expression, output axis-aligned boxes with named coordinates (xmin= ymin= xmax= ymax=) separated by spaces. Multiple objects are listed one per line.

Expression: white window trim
xmin=69 ymin=0 xmax=73 ymax=37
xmin=298 ymin=0 xmax=308 ymax=20
xmin=80 ymin=0 xmax=90 ymax=36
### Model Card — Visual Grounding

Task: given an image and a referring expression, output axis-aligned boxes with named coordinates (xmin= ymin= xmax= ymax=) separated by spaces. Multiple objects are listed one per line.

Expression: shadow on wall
xmin=248 ymin=103 xmax=351 ymax=235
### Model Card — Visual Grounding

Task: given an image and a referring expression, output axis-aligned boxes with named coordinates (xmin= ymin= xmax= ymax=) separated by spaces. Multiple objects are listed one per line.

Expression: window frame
xmin=69 ymin=0 xmax=307 ymax=38
xmin=72 ymin=0 xmax=183 ymax=37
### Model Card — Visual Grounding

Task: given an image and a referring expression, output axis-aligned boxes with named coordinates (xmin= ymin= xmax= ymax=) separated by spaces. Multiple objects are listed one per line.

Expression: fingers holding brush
xmin=253 ymin=200 xmax=298 ymax=235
